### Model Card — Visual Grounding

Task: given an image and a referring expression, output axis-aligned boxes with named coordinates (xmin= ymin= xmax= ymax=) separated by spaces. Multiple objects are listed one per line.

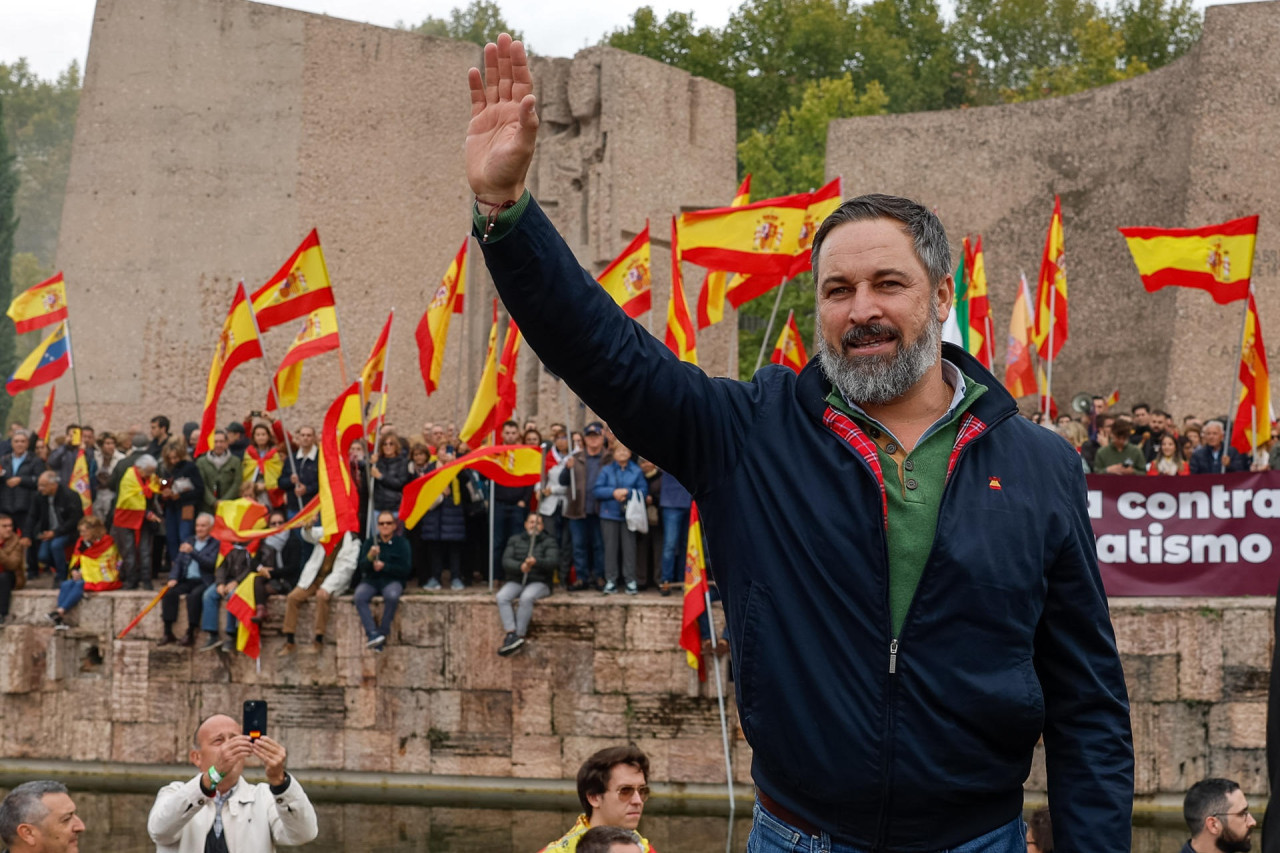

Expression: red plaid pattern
xmin=823 ymin=407 xmax=888 ymax=528
xmin=946 ymin=413 xmax=987 ymax=481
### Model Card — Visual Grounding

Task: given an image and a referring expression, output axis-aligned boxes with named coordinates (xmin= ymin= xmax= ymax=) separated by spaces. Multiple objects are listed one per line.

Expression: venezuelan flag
xmin=6 ymin=322 xmax=71 ymax=395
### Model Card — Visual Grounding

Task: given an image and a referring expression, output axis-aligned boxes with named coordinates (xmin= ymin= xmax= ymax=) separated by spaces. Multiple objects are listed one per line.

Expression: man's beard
xmin=1216 ymin=829 xmax=1252 ymax=853
xmin=816 ymin=313 xmax=942 ymax=406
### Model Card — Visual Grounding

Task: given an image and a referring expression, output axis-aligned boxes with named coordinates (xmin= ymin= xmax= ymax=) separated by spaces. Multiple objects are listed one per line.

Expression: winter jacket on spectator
xmin=592 ymin=461 xmax=648 ymax=521
xmin=166 ymin=535 xmax=220 ymax=584
xmin=658 ymin=470 xmax=692 ymax=509
xmin=500 ymin=528 xmax=559 ymax=586
xmin=558 ymin=449 xmax=608 ymax=520
xmin=159 ymin=458 xmax=204 ymax=513
xmin=0 ymin=451 xmax=45 ymax=522
xmin=371 ymin=454 xmax=410 ymax=512
xmin=26 ymin=484 xmax=85 ymax=540
xmin=356 ymin=533 xmax=412 ymax=590
xmin=1189 ymin=443 xmax=1249 ymax=474
xmin=417 ymin=468 xmax=468 ymax=543
xmin=196 ymin=450 xmax=242 ymax=514
xmin=287 ymin=447 xmax=320 ymax=514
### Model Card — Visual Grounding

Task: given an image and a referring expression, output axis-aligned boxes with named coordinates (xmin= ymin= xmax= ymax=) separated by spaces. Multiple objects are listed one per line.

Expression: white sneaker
xmin=366 ymin=634 xmax=386 ymax=649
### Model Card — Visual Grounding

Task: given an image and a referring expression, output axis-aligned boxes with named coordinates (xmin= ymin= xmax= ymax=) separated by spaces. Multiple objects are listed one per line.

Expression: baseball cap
xmin=583 ymin=421 xmax=604 ymax=436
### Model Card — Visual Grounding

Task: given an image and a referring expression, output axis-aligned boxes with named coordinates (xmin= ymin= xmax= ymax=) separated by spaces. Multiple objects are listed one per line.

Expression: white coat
xmin=147 ymin=773 xmax=318 ymax=853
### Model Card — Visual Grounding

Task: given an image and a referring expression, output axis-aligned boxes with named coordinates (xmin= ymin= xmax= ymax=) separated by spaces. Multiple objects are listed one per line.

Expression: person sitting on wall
xmin=353 ymin=510 xmax=412 ymax=651
xmin=540 ymin=745 xmax=658 ymax=852
xmin=147 ymin=713 xmax=317 ymax=853
xmin=495 ymin=512 xmax=558 ymax=656
xmin=48 ymin=515 xmax=122 ymax=630
xmin=158 ymin=512 xmax=219 ymax=647
xmin=0 ymin=780 xmax=85 ymax=853
xmin=1179 ymin=777 xmax=1256 ymax=853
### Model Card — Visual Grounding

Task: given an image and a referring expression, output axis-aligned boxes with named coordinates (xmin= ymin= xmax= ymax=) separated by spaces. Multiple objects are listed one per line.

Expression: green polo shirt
xmin=1092 ymin=441 xmax=1147 ymax=474
xmin=826 ymin=363 xmax=987 ymax=636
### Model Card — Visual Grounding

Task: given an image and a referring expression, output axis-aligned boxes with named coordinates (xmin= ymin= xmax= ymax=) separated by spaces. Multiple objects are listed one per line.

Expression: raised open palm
xmin=466 ymin=34 xmax=539 ymax=203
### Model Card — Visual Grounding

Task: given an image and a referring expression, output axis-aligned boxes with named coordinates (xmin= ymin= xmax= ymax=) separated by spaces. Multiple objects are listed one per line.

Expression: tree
xmin=0 ymin=60 xmax=81 ymax=267
xmin=404 ymin=1 xmax=524 ymax=47
xmin=1111 ymin=0 xmax=1201 ymax=68
xmin=0 ymin=96 xmax=20 ymax=427
xmin=850 ymin=0 xmax=965 ymax=113
xmin=604 ymin=7 xmax=728 ymax=85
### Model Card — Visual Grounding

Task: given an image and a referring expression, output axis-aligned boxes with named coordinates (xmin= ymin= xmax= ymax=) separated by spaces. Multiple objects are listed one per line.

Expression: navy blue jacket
xmin=1188 ymin=443 xmax=1248 ymax=474
xmin=478 ymin=199 xmax=1133 ymax=852
xmin=168 ymin=535 xmax=219 ymax=584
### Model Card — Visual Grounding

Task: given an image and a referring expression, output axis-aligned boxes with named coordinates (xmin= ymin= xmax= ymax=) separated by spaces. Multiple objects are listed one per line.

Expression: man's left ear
xmin=935 ymin=275 xmax=954 ymax=324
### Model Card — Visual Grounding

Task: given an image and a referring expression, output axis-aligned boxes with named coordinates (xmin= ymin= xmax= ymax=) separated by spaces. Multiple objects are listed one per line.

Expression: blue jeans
xmin=164 ymin=507 xmax=194 ymax=569
xmin=57 ymin=579 xmax=85 ymax=612
xmin=660 ymin=507 xmax=690 ymax=584
xmin=568 ymin=515 xmax=605 ymax=583
xmin=38 ymin=535 xmax=74 ymax=583
xmin=354 ymin=580 xmax=404 ymax=640
xmin=747 ymin=802 xmax=1026 ymax=853
xmin=201 ymin=583 xmax=237 ymax=635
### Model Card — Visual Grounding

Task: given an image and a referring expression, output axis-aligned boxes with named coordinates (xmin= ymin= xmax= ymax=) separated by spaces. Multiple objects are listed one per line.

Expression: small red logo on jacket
xmin=988 ymin=477 xmax=1002 ymax=490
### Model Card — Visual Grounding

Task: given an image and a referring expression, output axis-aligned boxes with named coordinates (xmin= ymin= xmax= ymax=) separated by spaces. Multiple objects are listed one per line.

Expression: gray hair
xmin=0 ymin=780 xmax=69 ymax=844
xmin=1204 ymin=420 xmax=1226 ymax=433
xmin=810 ymin=193 xmax=952 ymax=288
xmin=38 ymin=471 xmax=61 ymax=485
xmin=134 ymin=454 xmax=158 ymax=471
xmin=10 ymin=429 xmax=29 ymax=441
xmin=196 ymin=512 xmax=215 ymax=526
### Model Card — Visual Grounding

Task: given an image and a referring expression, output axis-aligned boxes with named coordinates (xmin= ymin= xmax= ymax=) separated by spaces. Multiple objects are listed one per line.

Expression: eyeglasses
xmin=1213 ymin=808 xmax=1251 ymax=820
xmin=377 ymin=521 xmax=396 ymax=526
xmin=611 ymin=785 xmax=651 ymax=802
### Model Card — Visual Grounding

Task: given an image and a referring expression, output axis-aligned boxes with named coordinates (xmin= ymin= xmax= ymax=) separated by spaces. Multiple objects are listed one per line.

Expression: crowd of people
xmin=1035 ymin=397 xmax=1280 ymax=476
xmin=0 ymin=411 xmax=708 ymax=660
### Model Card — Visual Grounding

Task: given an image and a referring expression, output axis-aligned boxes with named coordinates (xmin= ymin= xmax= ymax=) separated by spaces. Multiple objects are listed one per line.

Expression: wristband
xmin=207 ymin=766 xmax=224 ymax=786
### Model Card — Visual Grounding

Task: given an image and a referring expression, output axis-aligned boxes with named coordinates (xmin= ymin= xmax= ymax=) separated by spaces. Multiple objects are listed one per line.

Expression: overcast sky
xmin=3 ymin=0 xmax=1259 ymax=82
xmin=3 ymin=0 xmax=737 ymax=80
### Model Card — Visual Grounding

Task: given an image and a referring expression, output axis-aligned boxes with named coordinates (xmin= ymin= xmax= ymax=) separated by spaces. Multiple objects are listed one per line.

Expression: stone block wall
xmin=1 ymin=590 xmax=1273 ymax=799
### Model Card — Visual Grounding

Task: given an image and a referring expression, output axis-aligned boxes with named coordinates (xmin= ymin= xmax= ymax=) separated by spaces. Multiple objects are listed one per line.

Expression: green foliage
xmin=403 ymin=1 xmax=524 ymax=47
xmin=0 ymin=60 xmax=81 ymax=267
xmin=1000 ymin=16 xmax=1149 ymax=102
xmin=0 ymin=99 xmax=18 ymax=427
xmin=737 ymin=276 xmax=819 ymax=380
xmin=1111 ymin=0 xmax=1202 ymax=68
xmin=605 ymin=7 xmax=727 ymax=83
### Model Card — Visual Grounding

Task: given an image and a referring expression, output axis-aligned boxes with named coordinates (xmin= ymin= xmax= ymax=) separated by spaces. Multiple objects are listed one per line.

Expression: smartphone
xmin=243 ymin=700 xmax=268 ymax=741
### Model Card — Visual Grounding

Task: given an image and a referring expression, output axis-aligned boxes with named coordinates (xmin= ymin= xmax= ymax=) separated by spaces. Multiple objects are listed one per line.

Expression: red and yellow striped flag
xmin=1033 ymin=196 xmax=1068 ymax=360
xmin=416 ymin=238 xmax=467 ymax=396
xmin=70 ymin=448 xmax=91 ymax=511
xmin=787 ymin=178 xmax=842 ymax=278
xmin=680 ymin=502 xmax=708 ymax=682
xmin=400 ymin=445 xmax=542 ymax=528
xmin=597 ymin=223 xmax=652 ymax=318
xmin=677 ymin=191 xmax=811 ymax=277
xmin=266 ymin=305 xmax=341 ymax=410
xmin=36 ymin=386 xmax=55 ymax=444
xmin=696 ymin=177 xmax=751 ymax=329
xmin=7 ymin=271 xmax=68 ymax=334
xmin=1232 ymin=286 xmax=1272 ymax=455
xmin=664 ymin=217 xmax=697 ymax=365
xmin=319 ymin=382 xmax=364 ymax=546
xmin=495 ymin=319 xmax=522 ymax=431
xmin=196 ymin=282 xmax=264 ymax=457
xmin=770 ymin=309 xmax=808 ymax=374
xmin=360 ymin=312 xmax=393 ymax=401
xmin=1118 ymin=215 xmax=1257 ymax=305
xmin=251 ymin=229 xmax=337 ymax=331
xmin=460 ymin=301 xmax=501 ymax=447
xmin=225 ymin=572 xmax=261 ymax=659
xmin=1003 ymin=273 xmax=1036 ymax=399
xmin=965 ymin=236 xmax=993 ymax=368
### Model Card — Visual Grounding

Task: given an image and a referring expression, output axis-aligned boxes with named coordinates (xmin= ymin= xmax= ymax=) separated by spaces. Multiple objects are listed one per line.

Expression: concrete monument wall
xmin=54 ymin=0 xmax=737 ymax=433
xmin=0 ymin=589 xmax=1275 ymax=803
xmin=826 ymin=1 xmax=1280 ymax=421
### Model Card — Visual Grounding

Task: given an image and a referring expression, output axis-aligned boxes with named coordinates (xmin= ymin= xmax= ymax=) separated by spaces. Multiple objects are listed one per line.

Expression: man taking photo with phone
xmin=147 ymin=713 xmax=317 ymax=852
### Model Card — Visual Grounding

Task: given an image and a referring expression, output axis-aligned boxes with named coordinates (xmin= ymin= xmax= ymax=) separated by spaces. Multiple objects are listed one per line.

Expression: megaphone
xmin=1071 ymin=393 xmax=1093 ymax=415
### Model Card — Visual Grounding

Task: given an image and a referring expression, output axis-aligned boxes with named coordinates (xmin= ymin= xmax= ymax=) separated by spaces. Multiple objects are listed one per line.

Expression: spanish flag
xmin=113 ymin=467 xmax=156 ymax=542
xmin=416 ymin=238 xmax=467 ymax=396
xmin=195 ymin=282 xmax=264 ymax=457
xmin=1231 ymin=285 xmax=1272 ymax=455
xmin=7 ymin=271 xmax=68 ymax=334
xmin=361 ymin=312 xmax=392 ymax=401
xmin=70 ymin=448 xmax=91 ymax=511
xmin=6 ymin=322 xmax=71 ymax=395
xmin=1003 ymin=273 xmax=1037 ymax=399
xmin=1032 ymin=196 xmax=1068 ymax=360
xmin=677 ymin=190 xmax=811 ymax=277
xmin=1118 ymin=215 xmax=1257 ymax=305
xmin=460 ymin=303 xmax=500 ymax=447
xmin=966 ymin=236 xmax=993 ymax=369
xmin=680 ymin=502 xmax=708 ymax=682
xmin=243 ymin=446 xmax=285 ymax=508
xmin=770 ymin=309 xmax=808 ymax=374
xmin=664 ymin=217 xmax=697 ymax=365
xmin=319 ymin=382 xmax=364 ymax=546
xmin=36 ymin=386 xmax=55 ymax=443
xmin=495 ymin=319 xmax=522 ymax=431
xmin=364 ymin=391 xmax=387 ymax=451
xmin=597 ymin=223 xmax=652 ymax=318
xmin=225 ymin=572 xmax=262 ymax=659
xmin=787 ymin=177 xmax=842 ymax=278
xmin=250 ymin=229 xmax=337 ymax=332
xmin=724 ymin=270 xmax=785 ymax=310
xmin=400 ymin=444 xmax=541 ymax=527
xmin=265 ymin=306 xmax=341 ymax=410
xmin=1105 ymin=389 xmax=1121 ymax=408
xmin=210 ymin=497 xmax=270 ymax=564
xmin=697 ymin=177 xmax=751 ymax=329
xmin=71 ymin=535 xmax=122 ymax=591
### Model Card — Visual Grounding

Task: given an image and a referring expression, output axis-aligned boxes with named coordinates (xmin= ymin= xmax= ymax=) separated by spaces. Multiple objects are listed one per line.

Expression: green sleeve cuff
xmin=473 ymin=190 xmax=532 ymax=244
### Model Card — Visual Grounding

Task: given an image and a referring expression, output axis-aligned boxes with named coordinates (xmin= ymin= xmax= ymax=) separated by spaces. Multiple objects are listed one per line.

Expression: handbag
xmin=625 ymin=489 xmax=649 ymax=534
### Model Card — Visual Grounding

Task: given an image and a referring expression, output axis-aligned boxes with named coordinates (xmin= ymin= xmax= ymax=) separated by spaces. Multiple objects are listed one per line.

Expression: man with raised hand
xmin=463 ymin=34 xmax=1132 ymax=852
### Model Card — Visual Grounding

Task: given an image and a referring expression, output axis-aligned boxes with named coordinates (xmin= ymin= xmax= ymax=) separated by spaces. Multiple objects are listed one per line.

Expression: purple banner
xmin=1087 ymin=471 xmax=1280 ymax=595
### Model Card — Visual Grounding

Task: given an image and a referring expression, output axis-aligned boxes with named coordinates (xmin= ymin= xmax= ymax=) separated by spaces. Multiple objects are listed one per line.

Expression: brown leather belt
xmin=758 ymin=791 xmax=825 ymax=838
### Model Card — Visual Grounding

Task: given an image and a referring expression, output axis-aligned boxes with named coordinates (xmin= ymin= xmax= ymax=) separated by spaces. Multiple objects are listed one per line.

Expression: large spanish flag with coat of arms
xmin=1118 ymin=215 xmax=1258 ymax=305
xmin=597 ymin=223 xmax=652 ymax=318
xmin=251 ymin=229 xmax=337 ymax=331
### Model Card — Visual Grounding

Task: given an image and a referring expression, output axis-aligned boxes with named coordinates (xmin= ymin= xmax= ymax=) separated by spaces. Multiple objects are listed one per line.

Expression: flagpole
xmin=487 ymin=479 xmax=496 ymax=591
xmin=453 ymin=236 xmax=470 ymax=426
xmin=62 ymin=315 xmax=85 ymax=428
xmin=753 ymin=279 xmax=790 ymax=374
xmin=378 ymin=308 xmax=394 ymax=443
xmin=700 ymin=535 xmax=735 ymax=814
